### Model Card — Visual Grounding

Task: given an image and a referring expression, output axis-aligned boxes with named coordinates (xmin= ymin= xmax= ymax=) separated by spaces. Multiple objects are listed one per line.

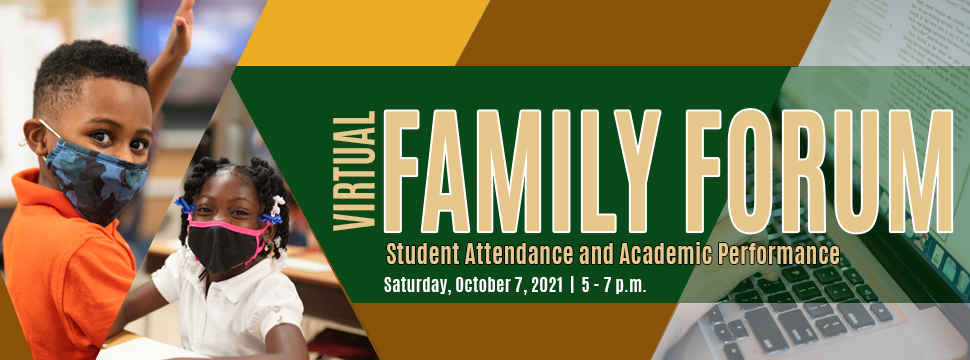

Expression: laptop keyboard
xmin=708 ymin=225 xmax=896 ymax=358
xmin=706 ymin=166 xmax=894 ymax=359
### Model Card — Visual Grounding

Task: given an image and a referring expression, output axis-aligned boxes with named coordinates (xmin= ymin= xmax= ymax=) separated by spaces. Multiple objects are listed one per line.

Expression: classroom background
xmin=118 ymin=82 xmax=377 ymax=360
xmin=0 ymin=0 xmax=265 ymax=269
xmin=0 ymin=2 xmax=377 ymax=357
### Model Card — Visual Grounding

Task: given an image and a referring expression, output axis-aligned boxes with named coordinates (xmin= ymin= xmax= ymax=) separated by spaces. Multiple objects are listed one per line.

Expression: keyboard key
xmin=807 ymin=262 xmax=827 ymax=269
xmin=870 ymin=303 xmax=893 ymax=323
xmin=745 ymin=307 xmax=789 ymax=354
xmin=788 ymin=234 xmax=811 ymax=243
xmin=719 ymin=295 xmax=730 ymax=303
xmin=706 ymin=304 xmax=725 ymax=324
xmin=728 ymin=320 xmax=748 ymax=339
xmin=824 ymin=282 xmax=854 ymax=302
xmin=792 ymin=282 xmax=822 ymax=301
xmin=771 ymin=208 xmax=784 ymax=218
xmin=818 ymin=238 xmax=835 ymax=247
xmin=836 ymin=257 xmax=851 ymax=268
xmin=857 ymin=285 xmax=878 ymax=302
xmin=815 ymin=315 xmax=848 ymax=338
xmin=804 ymin=301 xmax=834 ymax=318
xmin=791 ymin=239 xmax=815 ymax=247
xmin=735 ymin=290 xmax=765 ymax=311
xmin=838 ymin=302 xmax=876 ymax=330
xmin=792 ymin=240 xmax=817 ymax=261
xmin=723 ymin=343 xmax=744 ymax=360
xmin=777 ymin=309 xmax=819 ymax=346
xmin=767 ymin=292 xmax=797 ymax=313
xmin=767 ymin=226 xmax=781 ymax=240
xmin=814 ymin=266 xmax=842 ymax=285
xmin=782 ymin=266 xmax=810 ymax=283
xmin=758 ymin=278 xmax=787 ymax=295
xmin=843 ymin=268 xmax=864 ymax=285
xmin=714 ymin=323 xmax=735 ymax=343
xmin=731 ymin=278 xmax=755 ymax=294
xmin=840 ymin=297 xmax=861 ymax=303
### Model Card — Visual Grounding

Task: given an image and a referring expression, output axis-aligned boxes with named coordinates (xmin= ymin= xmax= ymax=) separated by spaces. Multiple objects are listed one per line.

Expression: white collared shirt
xmin=152 ymin=247 xmax=304 ymax=357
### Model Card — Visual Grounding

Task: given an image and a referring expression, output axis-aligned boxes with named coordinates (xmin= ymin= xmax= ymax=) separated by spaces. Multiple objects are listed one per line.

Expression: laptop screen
xmin=777 ymin=0 xmax=970 ymax=301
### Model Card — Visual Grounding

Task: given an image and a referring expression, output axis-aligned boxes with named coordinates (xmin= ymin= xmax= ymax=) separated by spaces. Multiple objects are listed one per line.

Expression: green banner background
xmin=231 ymin=66 xmax=791 ymax=303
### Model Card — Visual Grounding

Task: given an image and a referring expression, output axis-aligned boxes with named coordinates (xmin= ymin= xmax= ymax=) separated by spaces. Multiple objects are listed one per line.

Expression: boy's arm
xmin=107 ymin=248 xmax=185 ymax=339
xmin=168 ymin=324 xmax=309 ymax=360
xmin=148 ymin=0 xmax=194 ymax=121
xmin=106 ymin=281 xmax=169 ymax=339
xmin=61 ymin=238 xmax=138 ymax=351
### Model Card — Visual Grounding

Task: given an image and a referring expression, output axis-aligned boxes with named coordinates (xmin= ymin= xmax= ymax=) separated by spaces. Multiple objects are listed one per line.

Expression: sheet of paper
xmin=97 ymin=337 xmax=209 ymax=359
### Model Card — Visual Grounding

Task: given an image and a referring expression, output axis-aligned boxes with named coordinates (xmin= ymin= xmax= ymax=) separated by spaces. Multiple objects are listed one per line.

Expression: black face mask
xmin=186 ymin=214 xmax=269 ymax=275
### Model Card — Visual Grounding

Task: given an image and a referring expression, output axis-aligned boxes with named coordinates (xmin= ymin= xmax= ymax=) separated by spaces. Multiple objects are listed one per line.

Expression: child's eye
xmin=195 ymin=206 xmax=213 ymax=214
xmin=90 ymin=131 xmax=112 ymax=145
xmin=232 ymin=210 xmax=251 ymax=216
xmin=130 ymin=139 xmax=149 ymax=151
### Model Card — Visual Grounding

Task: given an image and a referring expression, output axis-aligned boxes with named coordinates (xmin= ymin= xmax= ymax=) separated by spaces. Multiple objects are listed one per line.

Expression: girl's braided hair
xmin=179 ymin=157 xmax=290 ymax=259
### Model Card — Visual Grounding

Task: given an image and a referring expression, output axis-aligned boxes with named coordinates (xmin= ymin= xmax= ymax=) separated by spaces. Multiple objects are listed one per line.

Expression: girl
xmin=108 ymin=157 xmax=309 ymax=359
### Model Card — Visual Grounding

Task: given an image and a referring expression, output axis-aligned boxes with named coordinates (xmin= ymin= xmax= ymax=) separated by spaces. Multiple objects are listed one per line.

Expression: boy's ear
xmin=23 ymin=119 xmax=52 ymax=157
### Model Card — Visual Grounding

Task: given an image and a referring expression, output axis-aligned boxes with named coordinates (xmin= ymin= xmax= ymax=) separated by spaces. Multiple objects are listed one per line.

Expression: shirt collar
xmin=11 ymin=168 xmax=119 ymax=228
xmin=210 ymin=258 xmax=273 ymax=304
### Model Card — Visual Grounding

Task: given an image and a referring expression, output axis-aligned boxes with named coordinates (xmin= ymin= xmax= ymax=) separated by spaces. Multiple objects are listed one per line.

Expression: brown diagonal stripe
xmin=355 ymin=303 xmax=676 ymax=359
xmin=457 ymin=0 xmax=831 ymax=66
xmin=0 ymin=282 xmax=32 ymax=358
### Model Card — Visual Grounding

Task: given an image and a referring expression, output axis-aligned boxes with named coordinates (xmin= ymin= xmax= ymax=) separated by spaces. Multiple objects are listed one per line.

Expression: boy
xmin=2 ymin=1 xmax=194 ymax=359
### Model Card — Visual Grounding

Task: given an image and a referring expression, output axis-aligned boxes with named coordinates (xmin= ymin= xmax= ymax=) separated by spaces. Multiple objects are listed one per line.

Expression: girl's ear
xmin=263 ymin=224 xmax=278 ymax=244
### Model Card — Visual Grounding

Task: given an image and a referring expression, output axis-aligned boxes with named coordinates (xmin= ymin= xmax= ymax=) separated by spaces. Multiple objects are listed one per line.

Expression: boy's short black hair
xmin=33 ymin=39 xmax=150 ymax=120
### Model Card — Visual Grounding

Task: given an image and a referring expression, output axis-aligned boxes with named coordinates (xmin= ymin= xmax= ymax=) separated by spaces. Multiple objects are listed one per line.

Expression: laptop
xmin=659 ymin=0 xmax=970 ymax=358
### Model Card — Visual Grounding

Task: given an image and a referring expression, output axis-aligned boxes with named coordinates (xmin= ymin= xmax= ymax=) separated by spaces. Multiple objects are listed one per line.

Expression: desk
xmin=145 ymin=240 xmax=361 ymax=329
xmin=103 ymin=330 xmax=141 ymax=348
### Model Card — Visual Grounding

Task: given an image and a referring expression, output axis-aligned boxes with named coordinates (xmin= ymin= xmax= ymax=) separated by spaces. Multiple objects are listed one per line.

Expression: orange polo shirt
xmin=3 ymin=168 xmax=136 ymax=360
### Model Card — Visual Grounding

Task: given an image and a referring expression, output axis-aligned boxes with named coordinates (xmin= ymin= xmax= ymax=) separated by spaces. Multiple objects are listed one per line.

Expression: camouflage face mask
xmin=39 ymin=119 xmax=148 ymax=226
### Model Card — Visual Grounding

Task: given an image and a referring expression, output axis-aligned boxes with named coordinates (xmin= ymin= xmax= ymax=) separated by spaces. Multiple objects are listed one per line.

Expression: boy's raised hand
xmin=164 ymin=0 xmax=195 ymax=58
xmin=148 ymin=0 xmax=195 ymax=121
